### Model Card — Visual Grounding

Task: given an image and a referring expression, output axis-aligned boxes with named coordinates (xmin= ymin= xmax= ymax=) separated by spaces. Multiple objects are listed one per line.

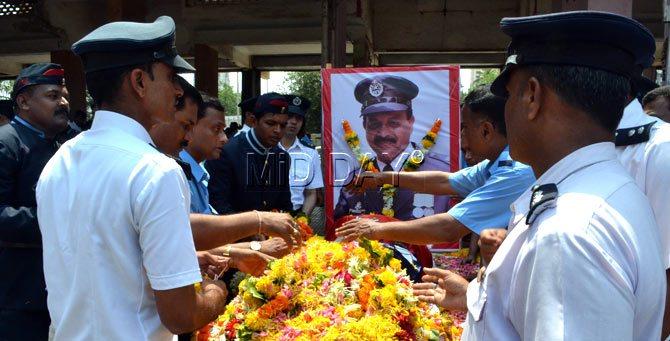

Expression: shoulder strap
xmin=615 ymin=122 xmax=655 ymax=146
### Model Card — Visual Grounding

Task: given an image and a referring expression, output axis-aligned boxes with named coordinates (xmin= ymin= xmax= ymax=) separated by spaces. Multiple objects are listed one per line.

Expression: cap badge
xmin=369 ymin=79 xmax=384 ymax=97
xmin=292 ymin=97 xmax=302 ymax=106
xmin=506 ymin=54 xmax=518 ymax=66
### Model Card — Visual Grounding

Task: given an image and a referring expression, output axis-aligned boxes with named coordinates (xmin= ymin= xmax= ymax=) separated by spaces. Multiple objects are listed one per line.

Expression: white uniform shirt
xmin=616 ymin=100 xmax=670 ymax=268
xmin=36 ymin=111 xmax=201 ymax=341
xmin=278 ymin=138 xmax=324 ymax=210
xmin=462 ymin=143 xmax=665 ymax=340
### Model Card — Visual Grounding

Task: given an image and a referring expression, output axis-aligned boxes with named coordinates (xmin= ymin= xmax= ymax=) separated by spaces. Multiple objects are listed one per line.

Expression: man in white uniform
xmin=36 ymin=17 xmax=228 ymax=340
xmin=617 ymin=83 xmax=670 ymax=338
xmin=413 ymin=11 xmax=665 ymax=340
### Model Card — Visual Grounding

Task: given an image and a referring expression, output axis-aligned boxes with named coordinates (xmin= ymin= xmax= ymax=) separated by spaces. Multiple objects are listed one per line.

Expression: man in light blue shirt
xmin=336 ymin=85 xmax=536 ymax=244
xmin=180 ymin=94 xmax=228 ymax=214
xmin=180 ymin=149 xmax=215 ymax=214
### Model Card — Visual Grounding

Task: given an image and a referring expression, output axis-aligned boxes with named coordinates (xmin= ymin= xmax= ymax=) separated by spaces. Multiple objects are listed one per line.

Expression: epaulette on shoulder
xmin=497 ymin=160 xmax=514 ymax=167
xmin=615 ymin=122 xmax=655 ymax=146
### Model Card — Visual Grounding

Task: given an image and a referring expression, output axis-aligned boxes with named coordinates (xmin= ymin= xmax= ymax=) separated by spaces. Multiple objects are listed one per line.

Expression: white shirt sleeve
xmin=306 ymin=149 xmax=324 ymax=190
xmin=133 ymin=161 xmax=202 ymax=291
xmin=509 ymin=221 xmax=636 ymax=340
xmin=644 ymin=140 xmax=670 ymax=269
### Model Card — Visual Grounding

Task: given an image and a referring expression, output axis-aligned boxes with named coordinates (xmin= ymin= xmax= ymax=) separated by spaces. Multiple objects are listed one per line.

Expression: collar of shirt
xmin=377 ymin=143 xmax=414 ymax=172
xmin=240 ymin=124 xmax=251 ymax=132
xmin=484 ymin=145 xmax=512 ymax=177
xmin=509 ymin=142 xmax=616 ymax=222
xmin=179 ymin=150 xmax=209 ymax=183
xmin=619 ymin=99 xmax=659 ymax=129
xmin=13 ymin=115 xmax=46 ymax=138
xmin=246 ymin=128 xmax=271 ymax=155
xmin=90 ymin=110 xmax=154 ymax=145
xmin=277 ymin=137 xmax=303 ymax=153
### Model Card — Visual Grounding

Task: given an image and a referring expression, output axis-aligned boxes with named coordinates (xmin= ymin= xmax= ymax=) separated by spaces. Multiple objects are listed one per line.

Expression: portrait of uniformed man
xmin=334 ymin=75 xmax=451 ymax=221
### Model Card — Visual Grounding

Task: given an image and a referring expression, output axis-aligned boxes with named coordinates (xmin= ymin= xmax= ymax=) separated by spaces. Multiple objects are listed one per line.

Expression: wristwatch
xmin=250 ymin=241 xmax=262 ymax=251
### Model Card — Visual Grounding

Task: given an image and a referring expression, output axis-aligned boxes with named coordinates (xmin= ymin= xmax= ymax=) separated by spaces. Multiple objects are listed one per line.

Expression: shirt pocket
xmin=466 ymin=277 xmax=487 ymax=322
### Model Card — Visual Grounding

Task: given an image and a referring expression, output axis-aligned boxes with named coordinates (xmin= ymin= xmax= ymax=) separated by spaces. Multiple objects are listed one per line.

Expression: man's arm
xmin=137 ymin=163 xmax=226 ymax=334
xmin=337 ymin=212 xmax=470 ymax=245
xmin=513 ymin=228 xmax=638 ymax=339
xmin=154 ymin=280 xmax=227 ymax=334
xmin=301 ymin=189 xmax=318 ymax=216
xmin=190 ymin=212 xmax=302 ymax=251
xmin=0 ymin=139 xmax=41 ymax=244
xmin=642 ymin=140 xmax=670 ymax=338
xmin=358 ymin=171 xmax=459 ymax=196
xmin=302 ymin=149 xmax=324 ymax=216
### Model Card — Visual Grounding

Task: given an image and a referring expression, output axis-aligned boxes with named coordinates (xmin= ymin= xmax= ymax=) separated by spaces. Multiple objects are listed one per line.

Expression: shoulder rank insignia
xmin=615 ymin=122 xmax=655 ymax=146
xmin=526 ymin=183 xmax=558 ymax=225
xmin=174 ymin=158 xmax=194 ymax=181
xmin=498 ymin=160 xmax=514 ymax=167
xmin=149 ymin=143 xmax=195 ymax=181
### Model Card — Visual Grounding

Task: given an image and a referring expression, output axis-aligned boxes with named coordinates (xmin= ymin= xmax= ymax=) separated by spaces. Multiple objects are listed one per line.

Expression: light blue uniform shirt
xmin=448 ymin=146 xmax=535 ymax=234
xmin=179 ymin=150 xmax=215 ymax=214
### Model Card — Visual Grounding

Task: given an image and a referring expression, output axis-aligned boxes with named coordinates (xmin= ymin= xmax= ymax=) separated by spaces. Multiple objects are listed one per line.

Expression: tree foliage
xmin=0 ymin=80 xmax=14 ymax=99
xmin=469 ymin=69 xmax=500 ymax=92
xmin=218 ymin=76 xmax=241 ymax=117
xmin=286 ymin=71 xmax=321 ymax=134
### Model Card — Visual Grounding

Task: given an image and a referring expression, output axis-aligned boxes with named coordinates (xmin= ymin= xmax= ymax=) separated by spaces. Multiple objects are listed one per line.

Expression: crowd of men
xmin=1 ymin=9 xmax=670 ymax=341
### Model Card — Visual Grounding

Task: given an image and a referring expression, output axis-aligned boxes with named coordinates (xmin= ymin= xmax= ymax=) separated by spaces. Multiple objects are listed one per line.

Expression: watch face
xmin=250 ymin=241 xmax=262 ymax=251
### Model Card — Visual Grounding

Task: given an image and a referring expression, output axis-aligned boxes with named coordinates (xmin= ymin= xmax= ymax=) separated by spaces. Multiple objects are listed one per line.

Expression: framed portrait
xmin=321 ymin=66 xmax=461 ymax=246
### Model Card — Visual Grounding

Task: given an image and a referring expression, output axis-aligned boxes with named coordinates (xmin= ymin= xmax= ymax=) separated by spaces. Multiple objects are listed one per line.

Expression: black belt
xmin=0 ymin=241 xmax=41 ymax=249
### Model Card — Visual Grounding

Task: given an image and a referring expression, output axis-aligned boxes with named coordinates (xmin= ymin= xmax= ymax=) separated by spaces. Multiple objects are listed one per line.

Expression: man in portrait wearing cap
xmin=0 ymin=62 xmax=70 ymax=340
xmin=36 ymin=17 xmax=228 ymax=340
xmin=411 ymin=11 xmax=665 ymax=340
xmin=279 ymin=94 xmax=324 ymax=217
xmin=333 ymin=75 xmax=451 ymax=222
xmin=234 ymin=96 xmax=257 ymax=137
xmin=206 ymin=92 xmax=293 ymax=215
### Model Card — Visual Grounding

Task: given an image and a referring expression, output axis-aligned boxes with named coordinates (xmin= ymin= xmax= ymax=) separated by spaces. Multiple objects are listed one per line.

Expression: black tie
xmin=383 ymin=164 xmax=393 ymax=172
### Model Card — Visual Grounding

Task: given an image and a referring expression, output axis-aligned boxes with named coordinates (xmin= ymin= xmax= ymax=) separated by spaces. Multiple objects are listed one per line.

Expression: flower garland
xmin=342 ymin=119 xmax=442 ymax=217
xmin=196 ymin=237 xmax=460 ymax=340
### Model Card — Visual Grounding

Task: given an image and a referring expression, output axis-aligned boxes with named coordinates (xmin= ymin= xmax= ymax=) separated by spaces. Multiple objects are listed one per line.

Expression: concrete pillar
xmin=241 ymin=69 xmax=261 ymax=100
xmin=50 ymin=50 xmax=87 ymax=114
xmin=332 ymin=0 xmax=347 ymax=68
xmin=321 ymin=0 xmax=347 ymax=68
xmin=194 ymin=44 xmax=218 ymax=97
xmin=553 ymin=0 xmax=632 ymax=16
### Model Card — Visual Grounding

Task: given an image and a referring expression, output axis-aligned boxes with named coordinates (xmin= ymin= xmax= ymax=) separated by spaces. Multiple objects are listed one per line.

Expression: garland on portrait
xmin=342 ymin=119 xmax=442 ymax=217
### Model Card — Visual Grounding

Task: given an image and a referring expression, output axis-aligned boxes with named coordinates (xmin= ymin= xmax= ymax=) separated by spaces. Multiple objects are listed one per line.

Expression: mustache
xmin=373 ymin=136 xmax=397 ymax=145
xmin=54 ymin=108 xmax=69 ymax=117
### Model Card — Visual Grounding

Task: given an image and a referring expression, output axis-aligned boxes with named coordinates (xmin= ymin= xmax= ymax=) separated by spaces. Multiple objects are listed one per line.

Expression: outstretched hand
xmin=259 ymin=211 xmax=304 ymax=248
xmin=479 ymin=228 xmax=507 ymax=265
xmin=197 ymin=251 xmax=231 ymax=279
xmin=412 ymin=267 xmax=468 ymax=311
xmin=335 ymin=218 xmax=380 ymax=242
xmin=231 ymin=248 xmax=276 ymax=277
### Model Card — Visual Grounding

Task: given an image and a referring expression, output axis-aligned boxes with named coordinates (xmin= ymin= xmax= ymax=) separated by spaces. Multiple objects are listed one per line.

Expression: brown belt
xmin=0 ymin=241 xmax=41 ymax=249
